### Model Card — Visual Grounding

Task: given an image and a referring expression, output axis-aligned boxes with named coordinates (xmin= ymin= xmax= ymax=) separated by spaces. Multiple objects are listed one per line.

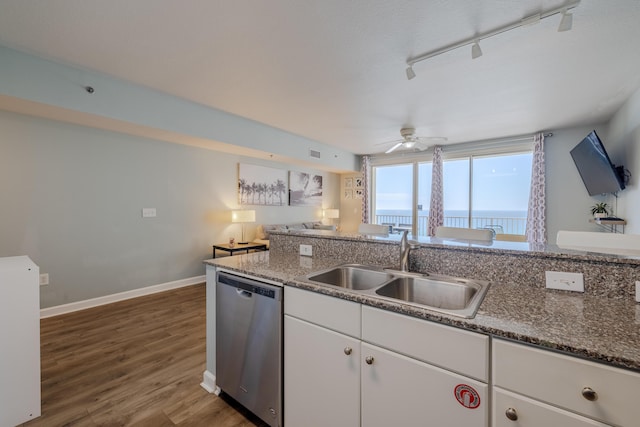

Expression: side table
xmin=212 ymin=242 xmax=268 ymax=258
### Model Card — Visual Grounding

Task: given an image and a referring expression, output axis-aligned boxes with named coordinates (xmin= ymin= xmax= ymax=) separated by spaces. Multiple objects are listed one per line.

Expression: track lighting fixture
xmin=558 ymin=9 xmax=573 ymax=32
xmin=406 ymin=66 xmax=416 ymax=80
xmin=406 ymin=0 xmax=580 ymax=80
xmin=471 ymin=41 xmax=483 ymax=59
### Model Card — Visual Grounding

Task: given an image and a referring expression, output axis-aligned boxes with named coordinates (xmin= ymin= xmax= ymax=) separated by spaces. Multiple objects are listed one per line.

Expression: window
xmin=373 ymin=164 xmax=413 ymax=233
xmin=372 ymin=150 xmax=532 ymax=239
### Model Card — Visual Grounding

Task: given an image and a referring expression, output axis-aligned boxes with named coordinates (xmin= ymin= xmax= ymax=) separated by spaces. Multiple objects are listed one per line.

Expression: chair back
xmin=358 ymin=223 xmax=390 ymax=235
xmin=435 ymin=226 xmax=494 ymax=242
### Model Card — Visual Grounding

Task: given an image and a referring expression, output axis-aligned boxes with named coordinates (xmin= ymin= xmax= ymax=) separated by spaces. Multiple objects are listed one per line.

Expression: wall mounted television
xmin=570 ymin=130 xmax=625 ymax=196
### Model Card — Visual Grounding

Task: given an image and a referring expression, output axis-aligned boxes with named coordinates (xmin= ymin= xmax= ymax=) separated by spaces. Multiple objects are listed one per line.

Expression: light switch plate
xmin=545 ymin=271 xmax=584 ymax=292
xmin=40 ymin=273 xmax=49 ymax=286
xmin=142 ymin=208 xmax=157 ymax=218
xmin=299 ymin=244 xmax=313 ymax=257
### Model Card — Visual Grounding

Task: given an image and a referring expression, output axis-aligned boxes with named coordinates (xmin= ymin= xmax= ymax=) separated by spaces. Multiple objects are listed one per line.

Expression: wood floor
xmin=22 ymin=283 xmax=268 ymax=427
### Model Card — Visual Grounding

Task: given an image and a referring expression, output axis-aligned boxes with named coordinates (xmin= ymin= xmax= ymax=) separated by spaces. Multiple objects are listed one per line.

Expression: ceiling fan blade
xmin=385 ymin=142 xmax=403 ymax=154
xmin=374 ymin=138 xmax=403 ymax=146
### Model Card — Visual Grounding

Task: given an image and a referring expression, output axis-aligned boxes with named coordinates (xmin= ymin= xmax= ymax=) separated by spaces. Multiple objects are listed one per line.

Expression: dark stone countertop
xmin=204 ymin=250 xmax=640 ymax=372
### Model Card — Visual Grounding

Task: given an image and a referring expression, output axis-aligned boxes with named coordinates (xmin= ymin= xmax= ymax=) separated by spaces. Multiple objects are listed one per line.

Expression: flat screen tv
xmin=570 ymin=130 xmax=625 ymax=196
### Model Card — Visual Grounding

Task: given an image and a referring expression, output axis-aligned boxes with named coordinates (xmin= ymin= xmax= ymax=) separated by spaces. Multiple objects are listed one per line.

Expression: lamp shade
xmin=324 ymin=209 xmax=340 ymax=219
xmin=232 ymin=210 xmax=256 ymax=223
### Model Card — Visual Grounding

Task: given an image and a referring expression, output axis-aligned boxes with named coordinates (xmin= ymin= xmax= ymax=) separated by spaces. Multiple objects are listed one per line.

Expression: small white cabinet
xmin=284 ymin=287 xmax=361 ymax=426
xmin=361 ymin=342 xmax=487 ymax=427
xmin=493 ymin=338 xmax=640 ymax=426
xmin=284 ymin=287 xmax=489 ymax=427
xmin=284 ymin=316 xmax=360 ymax=426
xmin=0 ymin=256 xmax=41 ymax=426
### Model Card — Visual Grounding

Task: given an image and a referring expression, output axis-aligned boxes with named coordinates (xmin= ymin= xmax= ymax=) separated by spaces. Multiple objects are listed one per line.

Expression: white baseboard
xmin=40 ymin=275 xmax=205 ymax=318
xmin=201 ymin=370 xmax=220 ymax=394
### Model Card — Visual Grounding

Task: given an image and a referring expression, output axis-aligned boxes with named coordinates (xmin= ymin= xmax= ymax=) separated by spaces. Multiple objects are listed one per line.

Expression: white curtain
xmin=427 ymin=146 xmax=444 ymax=236
xmin=361 ymin=155 xmax=371 ymax=224
xmin=526 ymin=133 xmax=546 ymax=243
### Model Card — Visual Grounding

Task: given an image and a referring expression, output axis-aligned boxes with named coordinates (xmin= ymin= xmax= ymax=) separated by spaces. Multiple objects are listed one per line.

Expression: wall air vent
xmin=309 ymin=149 xmax=321 ymax=159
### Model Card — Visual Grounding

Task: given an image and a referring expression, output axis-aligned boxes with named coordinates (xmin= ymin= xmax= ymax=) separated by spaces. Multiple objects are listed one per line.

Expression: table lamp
xmin=232 ymin=210 xmax=256 ymax=244
xmin=323 ymin=209 xmax=340 ymax=228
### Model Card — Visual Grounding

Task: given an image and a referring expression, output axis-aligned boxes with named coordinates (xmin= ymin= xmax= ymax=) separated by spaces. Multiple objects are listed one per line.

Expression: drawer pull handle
xmin=582 ymin=387 xmax=598 ymax=401
xmin=343 ymin=347 xmax=352 ymax=356
xmin=365 ymin=356 xmax=374 ymax=365
xmin=505 ymin=407 xmax=518 ymax=421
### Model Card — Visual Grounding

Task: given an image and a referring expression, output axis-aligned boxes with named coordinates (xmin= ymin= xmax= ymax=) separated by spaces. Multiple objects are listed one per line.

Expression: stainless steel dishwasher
xmin=216 ymin=270 xmax=283 ymax=427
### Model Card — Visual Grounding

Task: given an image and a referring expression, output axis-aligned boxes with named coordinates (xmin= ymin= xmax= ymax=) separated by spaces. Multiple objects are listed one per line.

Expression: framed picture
xmin=355 ymin=189 xmax=364 ymax=199
xmin=289 ymin=171 xmax=323 ymax=206
xmin=238 ymin=163 xmax=288 ymax=206
xmin=344 ymin=189 xmax=353 ymax=199
xmin=354 ymin=177 xmax=364 ymax=188
xmin=345 ymin=177 xmax=353 ymax=189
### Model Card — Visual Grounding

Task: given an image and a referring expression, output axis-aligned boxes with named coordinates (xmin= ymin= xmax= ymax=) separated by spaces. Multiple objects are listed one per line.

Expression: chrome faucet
xmin=399 ymin=230 xmax=420 ymax=272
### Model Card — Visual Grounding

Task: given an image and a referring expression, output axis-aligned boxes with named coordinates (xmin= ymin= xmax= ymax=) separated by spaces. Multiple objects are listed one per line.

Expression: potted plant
xmin=590 ymin=202 xmax=609 ymax=219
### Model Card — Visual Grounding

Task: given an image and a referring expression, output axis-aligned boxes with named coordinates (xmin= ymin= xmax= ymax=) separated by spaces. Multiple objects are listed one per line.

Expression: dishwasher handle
xmin=237 ymin=289 xmax=253 ymax=298
xmin=217 ymin=271 xmax=282 ymax=300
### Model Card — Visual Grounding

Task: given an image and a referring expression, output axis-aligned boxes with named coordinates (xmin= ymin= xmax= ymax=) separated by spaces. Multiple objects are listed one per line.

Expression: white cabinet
xmin=361 ymin=306 xmax=488 ymax=427
xmin=284 ymin=316 xmax=360 ymax=427
xmin=284 ymin=287 xmax=361 ymax=427
xmin=493 ymin=388 xmax=610 ymax=427
xmin=493 ymin=339 xmax=640 ymax=426
xmin=0 ymin=256 xmax=41 ymax=426
xmin=361 ymin=342 xmax=487 ymax=427
xmin=284 ymin=288 xmax=489 ymax=427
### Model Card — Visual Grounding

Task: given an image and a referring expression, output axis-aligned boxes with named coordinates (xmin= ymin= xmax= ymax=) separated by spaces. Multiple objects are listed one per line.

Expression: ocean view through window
xmin=373 ymin=151 xmax=532 ymax=238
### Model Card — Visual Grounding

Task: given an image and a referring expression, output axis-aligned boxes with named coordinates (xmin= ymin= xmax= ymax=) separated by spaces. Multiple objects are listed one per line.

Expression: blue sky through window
xmin=375 ymin=153 xmax=532 ymax=214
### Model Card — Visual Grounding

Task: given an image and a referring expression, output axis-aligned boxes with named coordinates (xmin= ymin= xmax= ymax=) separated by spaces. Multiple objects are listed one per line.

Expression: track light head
xmin=558 ymin=10 xmax=573 ymax=32
xmin=471 ymin=41 xmax=483 ymax=59
xmin=406 ymin=66 xmax=416 ymax=80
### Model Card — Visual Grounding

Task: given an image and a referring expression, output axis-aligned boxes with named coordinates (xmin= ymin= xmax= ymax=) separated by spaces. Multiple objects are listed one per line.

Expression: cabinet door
xmin=493 ymin=339 xmax=640 ymax=426
xmin=362 ymin=343 xmax=488 ymax=427
xmin=284 ymin=315 xmax=360 ymax=427
xmin=493 ymin=388 xmax=611 ymax=427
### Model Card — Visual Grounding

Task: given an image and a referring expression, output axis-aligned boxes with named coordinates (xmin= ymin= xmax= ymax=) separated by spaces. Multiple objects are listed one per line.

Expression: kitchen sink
xmin=374 ymin=275 xmax=489 ymax=318
xmin=299 ymin=264 xmax=490 ymax=318
xmin=304 ymin=264 xmax=393 ymax=290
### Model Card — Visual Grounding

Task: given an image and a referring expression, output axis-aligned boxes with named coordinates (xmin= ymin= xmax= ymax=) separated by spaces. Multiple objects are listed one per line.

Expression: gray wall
xmin=545 ymin=123 xmax=612 ymax=242
xmin=0 ymin=110 xmax=339 ymax=308
xmin=607 ymin=87 xmax=640 ymax=234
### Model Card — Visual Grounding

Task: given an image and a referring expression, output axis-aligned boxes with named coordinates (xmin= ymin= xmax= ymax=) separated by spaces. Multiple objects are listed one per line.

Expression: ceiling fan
xmin=379 ymin=128 xmax=447 ymax=154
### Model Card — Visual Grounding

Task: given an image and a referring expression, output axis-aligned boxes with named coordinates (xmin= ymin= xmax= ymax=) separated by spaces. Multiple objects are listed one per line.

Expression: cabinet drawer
xmin=493 ymin=339 xmax=640 ymax=426
xmin=362 ymin=306 xmax=489 ymax=381
xmin=493 ymin=387 xmax=610 ymax=427
xmin=284 ymin=287 xmax=361 ymax=338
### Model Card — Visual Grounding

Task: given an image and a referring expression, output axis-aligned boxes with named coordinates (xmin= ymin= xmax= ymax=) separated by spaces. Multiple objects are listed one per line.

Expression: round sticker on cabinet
xmin=454 ymin=384 xmax=481 ymax=409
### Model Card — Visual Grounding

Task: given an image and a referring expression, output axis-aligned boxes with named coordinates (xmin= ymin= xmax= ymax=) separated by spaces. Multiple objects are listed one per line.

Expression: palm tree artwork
xmin=238 ymin=164 xmax=288 ymax=206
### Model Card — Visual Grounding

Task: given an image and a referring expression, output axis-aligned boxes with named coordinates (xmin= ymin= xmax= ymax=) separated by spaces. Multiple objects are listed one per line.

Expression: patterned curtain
xmin=526 ymin=133 xmax=546 ymax=243
xmin=427 ymin=146 xmax=444 ymax=236
xmin=361 ymin=155 xmax=371 ymax=224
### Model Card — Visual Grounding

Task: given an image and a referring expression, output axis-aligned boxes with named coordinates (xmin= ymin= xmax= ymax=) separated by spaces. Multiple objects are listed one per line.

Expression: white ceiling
xmin=1 ymin=0 xmax=640 ymax=155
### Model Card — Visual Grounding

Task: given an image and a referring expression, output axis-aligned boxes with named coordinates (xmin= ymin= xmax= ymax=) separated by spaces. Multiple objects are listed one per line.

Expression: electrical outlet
xmin=299 ymin=244 xmax=313 ymax=257
xmin=40 ymin=273 xmax=49 ymax=286
xmin=142 ymin=208 xmax=157 ymax=218
xmin=636 ymin=281 xmax=640 ymax=303
xmin=545 ymin=271 xmax=584 ymax=292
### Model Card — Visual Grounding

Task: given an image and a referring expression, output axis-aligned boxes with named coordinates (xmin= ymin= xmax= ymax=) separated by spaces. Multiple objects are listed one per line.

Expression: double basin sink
xmin=299 ymin=264 xmax=490 ymax=318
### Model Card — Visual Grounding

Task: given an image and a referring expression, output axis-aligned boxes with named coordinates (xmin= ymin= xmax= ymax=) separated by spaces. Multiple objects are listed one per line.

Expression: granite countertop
xmin=204 ymin=251 xmax=640 ymax=372
xmin=275 ymin=228 xmax=640 ymax=265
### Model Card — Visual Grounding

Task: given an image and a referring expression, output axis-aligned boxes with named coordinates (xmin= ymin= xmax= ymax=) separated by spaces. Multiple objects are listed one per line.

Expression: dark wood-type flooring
xmin=22 ymin=283 xmax=267 ymax=426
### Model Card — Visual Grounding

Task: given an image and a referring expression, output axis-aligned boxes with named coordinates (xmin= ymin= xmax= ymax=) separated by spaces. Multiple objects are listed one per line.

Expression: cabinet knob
xmin=505 ymin=407 xmax=518 ymax=421
xmin=582 ymin=387 xmax=598 ymax=401
xmin=365 ymin=356 xmax=374 ymax=365
xmin=343 ymin=347 xmax=352 ymax=356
